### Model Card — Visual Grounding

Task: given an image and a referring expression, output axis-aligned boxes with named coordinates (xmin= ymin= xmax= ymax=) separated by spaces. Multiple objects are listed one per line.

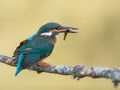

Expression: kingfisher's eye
xmin=56 ymin=26 xmax=63 ymax=30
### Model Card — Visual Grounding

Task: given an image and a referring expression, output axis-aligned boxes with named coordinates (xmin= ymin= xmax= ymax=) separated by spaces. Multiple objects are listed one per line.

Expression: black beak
xmin=59 ymin=26 xmax=79 ymax=40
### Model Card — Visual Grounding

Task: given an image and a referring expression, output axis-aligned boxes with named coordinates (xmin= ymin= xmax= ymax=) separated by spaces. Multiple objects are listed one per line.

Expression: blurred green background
xmin=0 ymin=0 xmax=120 ymax=90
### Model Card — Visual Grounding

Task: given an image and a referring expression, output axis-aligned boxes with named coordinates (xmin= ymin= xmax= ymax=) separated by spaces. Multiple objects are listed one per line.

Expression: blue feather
xmin=15 ymin=54 xmax=24 ymax=76
xmin=28 ymin=35 xmax=34 ymax=41
xmin=13 ymin=22 xmax=61 ymax=76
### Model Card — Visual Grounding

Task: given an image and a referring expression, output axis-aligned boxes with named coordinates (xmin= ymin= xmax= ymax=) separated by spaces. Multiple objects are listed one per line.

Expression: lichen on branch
xmin=0 ymin=54 xmax=120 ymax=87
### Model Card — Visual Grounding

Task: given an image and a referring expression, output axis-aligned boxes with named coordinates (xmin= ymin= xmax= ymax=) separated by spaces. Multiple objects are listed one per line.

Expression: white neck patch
xmin=40 ymin=32 xmax=52 ymax=36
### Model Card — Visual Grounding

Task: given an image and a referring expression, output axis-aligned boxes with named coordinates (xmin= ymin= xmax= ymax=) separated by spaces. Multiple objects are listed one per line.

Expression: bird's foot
xmin=35 ymin=60 xmax=51 ymax=73
xmin=36 ymin=60 xmax=51 ymax=67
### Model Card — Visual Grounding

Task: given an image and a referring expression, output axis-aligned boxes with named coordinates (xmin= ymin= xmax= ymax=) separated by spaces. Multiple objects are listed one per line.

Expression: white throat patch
xmin=40 ymin=32 xmax=52 ymax=36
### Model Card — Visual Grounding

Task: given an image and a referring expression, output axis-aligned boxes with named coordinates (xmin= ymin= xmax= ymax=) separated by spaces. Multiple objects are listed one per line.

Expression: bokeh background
xmin=0 ymin=0 xmax=120 ymax=90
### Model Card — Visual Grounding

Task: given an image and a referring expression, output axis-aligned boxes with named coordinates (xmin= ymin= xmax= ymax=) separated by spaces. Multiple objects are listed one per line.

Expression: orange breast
xmin=49 ymin=37 xmax=57 ymax=44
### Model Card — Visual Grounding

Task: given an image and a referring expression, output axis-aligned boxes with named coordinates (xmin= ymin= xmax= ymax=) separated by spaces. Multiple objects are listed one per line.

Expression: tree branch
xmin=0 ymin=54 xmax=120 ymax=87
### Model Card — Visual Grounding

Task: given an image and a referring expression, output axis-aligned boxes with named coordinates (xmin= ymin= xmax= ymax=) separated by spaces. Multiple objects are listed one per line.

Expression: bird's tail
xmin=15 ymin=54 xmax=24 ymax=76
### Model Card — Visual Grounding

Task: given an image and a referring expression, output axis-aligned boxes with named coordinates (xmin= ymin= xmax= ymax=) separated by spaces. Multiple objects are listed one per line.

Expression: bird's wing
xmin=13 ymin=34 xmax=35 ymax=56
xmin=22 ymin=38 xmax=54 ymax=67
xmin=15 ymin=34 xmax=34 ymax=52
xmin=14 ymin=36 xmax=35 ymax=76
xmin=16 ymin=39 xmax=28 ymax=49
xmin=14 ymin=36 xmax=54 ymax=76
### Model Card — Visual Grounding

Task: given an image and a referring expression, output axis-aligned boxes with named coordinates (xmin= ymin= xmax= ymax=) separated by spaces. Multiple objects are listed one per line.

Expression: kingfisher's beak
xmin=59 ymin=26 xmax=79 ymax=40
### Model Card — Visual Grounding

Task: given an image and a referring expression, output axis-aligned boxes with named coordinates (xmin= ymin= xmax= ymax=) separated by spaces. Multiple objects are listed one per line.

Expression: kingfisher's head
xmin=37 ymin=22 xmax=78 ymax=40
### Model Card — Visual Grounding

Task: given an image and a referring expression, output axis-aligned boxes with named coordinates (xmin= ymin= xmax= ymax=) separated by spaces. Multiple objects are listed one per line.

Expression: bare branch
xmin=0 ymin=54 xmax=120 ymax=87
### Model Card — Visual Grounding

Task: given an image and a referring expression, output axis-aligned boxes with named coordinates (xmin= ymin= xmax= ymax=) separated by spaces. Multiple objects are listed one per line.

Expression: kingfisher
xmin=13 ymin=22 xmax=78 ymax=76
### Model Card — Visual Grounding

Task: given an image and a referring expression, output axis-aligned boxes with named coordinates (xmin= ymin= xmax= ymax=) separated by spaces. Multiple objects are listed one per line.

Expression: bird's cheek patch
xmin=40 ymin=32 xmax=52 ymax=36
xmin=50 ymin=29 xmax=59 ymax=33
